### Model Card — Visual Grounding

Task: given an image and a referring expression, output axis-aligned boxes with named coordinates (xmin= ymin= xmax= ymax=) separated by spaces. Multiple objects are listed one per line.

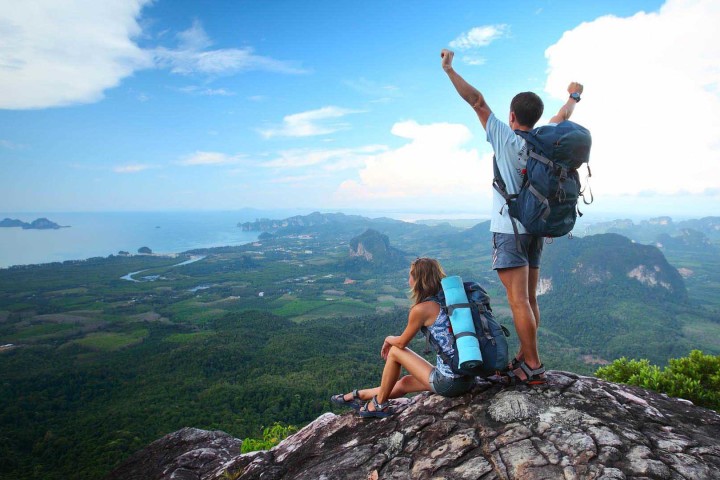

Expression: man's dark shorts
xmin=492 ymin=233 xmax=543 ymax=270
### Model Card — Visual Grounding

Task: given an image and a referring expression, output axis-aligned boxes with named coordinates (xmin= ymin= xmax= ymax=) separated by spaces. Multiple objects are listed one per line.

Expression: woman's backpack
xmin=422 ymin=279 xmax=510 ymax=377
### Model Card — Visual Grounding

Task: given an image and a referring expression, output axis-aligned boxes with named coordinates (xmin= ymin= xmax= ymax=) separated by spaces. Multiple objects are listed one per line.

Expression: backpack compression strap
xmin=492 ymin=155 xmax=525 ymax=252
xmin=527 ymin=150 xmax=569 ymax=209
xmin=425 ymin=299 xmax=488 ymax=349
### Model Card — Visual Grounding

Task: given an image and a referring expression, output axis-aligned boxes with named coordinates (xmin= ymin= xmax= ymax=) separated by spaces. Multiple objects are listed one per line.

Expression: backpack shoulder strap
xmin=492 ymin=155 xmax=512 ymax=201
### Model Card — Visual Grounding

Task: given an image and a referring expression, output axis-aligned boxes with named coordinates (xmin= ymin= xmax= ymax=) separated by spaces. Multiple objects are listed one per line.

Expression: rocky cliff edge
xmin=106 ymin=371 xmax=720 ymax=480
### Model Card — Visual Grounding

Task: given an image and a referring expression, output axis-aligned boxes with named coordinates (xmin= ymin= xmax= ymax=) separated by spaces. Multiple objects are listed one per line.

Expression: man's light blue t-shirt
xmin=486 ymin=113 xmax=530 ymax=234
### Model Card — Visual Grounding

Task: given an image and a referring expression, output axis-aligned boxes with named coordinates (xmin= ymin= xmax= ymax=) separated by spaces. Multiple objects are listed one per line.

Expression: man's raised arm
xmin=441 ymin=49 xmax=492 ymax=129
xmin=549 ymin=82 xmax=584 ymax=124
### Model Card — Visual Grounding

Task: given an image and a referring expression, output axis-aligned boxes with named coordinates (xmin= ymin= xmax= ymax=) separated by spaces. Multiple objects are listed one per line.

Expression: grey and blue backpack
xmin=422 ymin=281 xmax=510 ymax=377
xmin=493 ymin=120 xmax=592 ymax=242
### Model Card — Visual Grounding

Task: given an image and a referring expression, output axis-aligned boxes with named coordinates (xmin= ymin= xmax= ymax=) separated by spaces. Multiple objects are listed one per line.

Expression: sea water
xmin=0 ymin=211 xmax=263 ymax=268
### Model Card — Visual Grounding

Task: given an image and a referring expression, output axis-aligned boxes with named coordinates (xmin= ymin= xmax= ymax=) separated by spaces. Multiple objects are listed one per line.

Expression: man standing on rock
xmin=441 ymin=48 xmax=583 ymax=385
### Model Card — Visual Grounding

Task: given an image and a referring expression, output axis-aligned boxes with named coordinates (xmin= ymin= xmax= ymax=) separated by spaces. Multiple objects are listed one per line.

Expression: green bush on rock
xmin=596 ymin=350 xmax=720 ymax=411
xmin=240 ymin=422 xmax=298 ymax=454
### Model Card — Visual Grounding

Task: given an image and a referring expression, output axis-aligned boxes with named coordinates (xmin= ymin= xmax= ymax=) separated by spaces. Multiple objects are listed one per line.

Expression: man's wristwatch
xmin=569 ymin=92 xmax=581 ymax=103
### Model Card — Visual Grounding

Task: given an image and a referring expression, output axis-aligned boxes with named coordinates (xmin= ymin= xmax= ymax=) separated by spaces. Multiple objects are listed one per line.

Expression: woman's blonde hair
xmin=410 ymin=257 xmax=446 ymax=305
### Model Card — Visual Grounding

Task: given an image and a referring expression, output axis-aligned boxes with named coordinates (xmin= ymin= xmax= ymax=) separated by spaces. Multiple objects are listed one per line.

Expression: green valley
xmin=1 ymin=213 xmax=719 ymax=479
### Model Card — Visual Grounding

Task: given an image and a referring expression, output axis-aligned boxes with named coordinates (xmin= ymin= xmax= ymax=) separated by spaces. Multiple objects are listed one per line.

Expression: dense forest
xmin=1 ymin=310 xmax=412 ymax=478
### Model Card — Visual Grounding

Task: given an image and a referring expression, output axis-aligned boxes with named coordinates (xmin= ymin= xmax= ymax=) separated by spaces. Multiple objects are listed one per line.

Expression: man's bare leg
xmin=498 ymin=265 xmax=542 ymax=375
xmin=528 ymin=266 xmax=541 ymax=330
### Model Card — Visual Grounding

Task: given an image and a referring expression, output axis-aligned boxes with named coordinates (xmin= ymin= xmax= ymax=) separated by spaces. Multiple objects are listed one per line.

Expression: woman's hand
xmin=381 ymin=337 xmax=392 ymax=360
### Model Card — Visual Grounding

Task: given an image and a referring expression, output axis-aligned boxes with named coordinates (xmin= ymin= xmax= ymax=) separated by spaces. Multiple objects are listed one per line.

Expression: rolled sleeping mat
xmin=440 ymin=275 xmax=483 ymax=369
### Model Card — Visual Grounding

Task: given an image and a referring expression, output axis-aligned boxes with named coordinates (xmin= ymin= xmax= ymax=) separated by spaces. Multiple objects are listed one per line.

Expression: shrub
xmin=596 ymin=350 xmax=720 ymax=411
xmin=240 ymin=422 xmax=299 ymax=454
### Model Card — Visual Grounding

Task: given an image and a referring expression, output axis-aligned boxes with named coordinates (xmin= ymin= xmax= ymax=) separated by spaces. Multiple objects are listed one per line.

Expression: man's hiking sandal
xmin=331 ymin=389 xmax=362 ymax=410
xmin=503 ymin=362 xmax=547 ymax=386
xmin=359 ymin=395 xmax=393 ymax=418
xmin=508 ymin=356 xmax=522 ymax=371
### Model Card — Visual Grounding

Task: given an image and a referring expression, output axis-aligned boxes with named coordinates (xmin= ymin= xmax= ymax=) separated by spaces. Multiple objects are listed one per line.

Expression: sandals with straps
xmin=330 ymin=389 xmax=362 ymax=410
xmin=359 ymin=395 xmax=394 ymax=418
xmin=503 ymin=361 xmax=547 ymax=386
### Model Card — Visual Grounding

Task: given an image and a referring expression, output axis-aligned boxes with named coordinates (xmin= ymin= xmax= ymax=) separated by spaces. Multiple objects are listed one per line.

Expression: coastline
xmin=0 ymin=211 xmax=263 ymax=269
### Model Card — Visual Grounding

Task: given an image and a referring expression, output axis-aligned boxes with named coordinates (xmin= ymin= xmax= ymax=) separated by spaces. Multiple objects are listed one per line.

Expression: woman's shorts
xmin=428 ymin=368 xmax=475 ymax=397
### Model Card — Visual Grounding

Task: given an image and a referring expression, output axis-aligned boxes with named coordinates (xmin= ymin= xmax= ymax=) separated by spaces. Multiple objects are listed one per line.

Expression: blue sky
xmin=1 ymin=0 xmax=718 ymax=218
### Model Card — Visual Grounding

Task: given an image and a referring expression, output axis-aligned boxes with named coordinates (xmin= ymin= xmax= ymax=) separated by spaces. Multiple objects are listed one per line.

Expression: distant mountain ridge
xmin=541 ymin=233 xmax=687 ymax=299
xmin=582 ymin=216 xmax=720 ymax=245
xmin=237 ymin=211 xmax=461 ymax=245
xmin=539 ymin=233 xmax=696 ymax=364
xmin=238 ymin=211 xmax=401 ymax=233
xmin=0 ymin=217 xmax=68 ymax=230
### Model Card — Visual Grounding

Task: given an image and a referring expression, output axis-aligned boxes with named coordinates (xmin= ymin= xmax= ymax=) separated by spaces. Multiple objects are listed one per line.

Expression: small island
xmin=0 ymin=217 xmax=69 ymax=230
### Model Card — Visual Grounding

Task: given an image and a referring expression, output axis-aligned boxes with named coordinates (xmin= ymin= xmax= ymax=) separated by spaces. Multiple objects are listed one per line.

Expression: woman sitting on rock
xmin=331 ymin=257 xmax=475 ymax=418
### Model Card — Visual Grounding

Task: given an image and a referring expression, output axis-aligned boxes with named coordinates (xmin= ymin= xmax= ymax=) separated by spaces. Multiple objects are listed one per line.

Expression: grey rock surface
xmin=107 ymin=372 xmax=720 ymax=480
xmin=105 ymin=427 xmax=241 ymax=480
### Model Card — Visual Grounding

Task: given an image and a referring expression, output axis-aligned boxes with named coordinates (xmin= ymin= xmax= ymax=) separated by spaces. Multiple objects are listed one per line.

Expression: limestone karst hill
xmin=106 ymin=371 xmax=720 ymax=480
xmin=345 ymin=228 xmax=409 ymax=273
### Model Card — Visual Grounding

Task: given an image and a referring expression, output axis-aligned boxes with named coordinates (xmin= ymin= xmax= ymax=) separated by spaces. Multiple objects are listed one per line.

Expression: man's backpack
xmin=421 ymin=278 xmax=510 ymax=377
xmin=493 ymin=120 xmax=592 ymax=241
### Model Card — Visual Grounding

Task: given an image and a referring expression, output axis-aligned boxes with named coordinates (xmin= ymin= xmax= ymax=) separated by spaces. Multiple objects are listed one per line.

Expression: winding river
xmin=120 ymin=255 xmax=207 ymax=282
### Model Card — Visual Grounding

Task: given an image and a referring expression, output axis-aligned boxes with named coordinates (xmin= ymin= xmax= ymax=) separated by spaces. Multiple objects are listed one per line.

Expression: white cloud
xmin=271 ymin=174 xmax=326 ymax=184
xmin=263 ymin=145 xmax=387 ymax=170
xmin=259 ymin=106 xmax=362 ymax=139
xmin=114 ymin=163 xmax=154 ymax=173
xmin=336 ymin=121 xmax=492 ymax=203
xmin=153 ymin=20 xmax=307 ymax=76
xmin=449 ymin=25 xmax=509 ymax=50
xmin=344 ymin=77 xmax=400 ymax=101
xmin=544 ymin=0 xmax=720 ymax=196
xmin=0 ymin=0 xmax=153 ymax=109
xmin=0 ymin=8 xmax=305 ymax=110
xmin=178 ymin=151 xmax=245 ymax=166
xmin=177 ymin=85 xmax=235 ymax=96
xmin=461 ymin=55 xmax=486 ymax=66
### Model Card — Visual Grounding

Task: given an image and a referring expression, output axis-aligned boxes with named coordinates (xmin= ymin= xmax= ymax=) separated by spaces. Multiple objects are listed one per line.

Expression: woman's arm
xmin=381 ymin=303 xmax=437 ymax=359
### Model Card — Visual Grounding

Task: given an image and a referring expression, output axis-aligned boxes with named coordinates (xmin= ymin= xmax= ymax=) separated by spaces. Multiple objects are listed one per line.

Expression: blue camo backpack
xmin=493 ymin=120 xmax=593 ymax=241
xmin=421 ymin=281 xmax=510 ymax=377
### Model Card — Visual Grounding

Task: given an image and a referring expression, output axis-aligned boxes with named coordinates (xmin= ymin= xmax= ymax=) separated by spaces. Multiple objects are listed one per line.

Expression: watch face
xmin=570 ymin=93 xmax=581 ymax=101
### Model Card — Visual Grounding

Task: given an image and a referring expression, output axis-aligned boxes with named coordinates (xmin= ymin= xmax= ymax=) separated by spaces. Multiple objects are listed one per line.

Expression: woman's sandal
xmin=503 ymin=361 xmax=547 ymax=386
xmin=359 ymin=395 xmax=394 ymax=418
xmin=330 ymin=389 xmax=362 ymax=410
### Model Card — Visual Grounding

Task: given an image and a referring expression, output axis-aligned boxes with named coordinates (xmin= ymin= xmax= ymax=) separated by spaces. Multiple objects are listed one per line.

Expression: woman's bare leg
xmin=352 ymin=374 xmax=429 ymax=402
xmin=341 ymin=347 xmax=433 ymax=409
